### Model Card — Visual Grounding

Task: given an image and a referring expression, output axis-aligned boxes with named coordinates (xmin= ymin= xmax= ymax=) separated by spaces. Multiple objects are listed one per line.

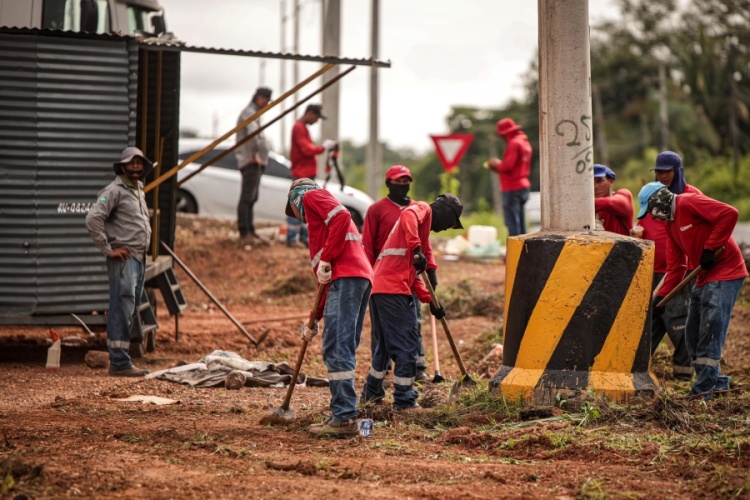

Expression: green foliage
xmin=341 ymin=1 xmax=750 ymax=221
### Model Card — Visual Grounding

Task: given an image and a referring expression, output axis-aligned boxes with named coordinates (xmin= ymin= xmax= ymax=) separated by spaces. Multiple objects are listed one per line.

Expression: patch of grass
xmin=429 ymin=279 xmax=503 ymax=319
xmin=578 ymin=477 xmax=606 ymax=499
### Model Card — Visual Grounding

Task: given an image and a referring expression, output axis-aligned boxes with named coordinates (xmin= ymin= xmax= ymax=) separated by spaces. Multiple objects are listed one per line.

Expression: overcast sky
xmin=159 ymin=1 xmax=619 ymax=154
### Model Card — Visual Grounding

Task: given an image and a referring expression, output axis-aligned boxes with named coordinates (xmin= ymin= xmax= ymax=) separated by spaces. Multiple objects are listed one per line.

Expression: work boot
xmin=109 ymin=366 xmax=149 ymax=377
xmin=395 ymin=403 xmax=429 ymax=414
xmin=415 ymin=370 xmax=429 ymax=384
xmin=308 ymin=418 xmax=358 ymax=438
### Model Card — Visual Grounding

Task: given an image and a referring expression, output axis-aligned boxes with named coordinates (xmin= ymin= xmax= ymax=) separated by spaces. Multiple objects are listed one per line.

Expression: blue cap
xmin=637 ymin=181 xmax=666 ymax=219
xmin=652 ymin=151 xmax=682 ymax=171
xmin=593 ymin=164 xmax=616 ymax=179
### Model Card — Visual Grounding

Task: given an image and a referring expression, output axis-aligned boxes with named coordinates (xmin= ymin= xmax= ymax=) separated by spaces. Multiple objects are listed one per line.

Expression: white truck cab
xmin=0 ymin=0 xmax=167 ymax=36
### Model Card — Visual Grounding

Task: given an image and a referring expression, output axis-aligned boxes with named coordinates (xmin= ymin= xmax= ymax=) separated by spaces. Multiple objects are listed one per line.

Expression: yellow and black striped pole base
xmin=490 ymin=231 xmax=660 ymax=404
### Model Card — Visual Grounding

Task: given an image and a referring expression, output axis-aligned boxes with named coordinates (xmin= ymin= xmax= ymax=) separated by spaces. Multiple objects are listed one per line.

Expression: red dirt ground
xmin=1 ymin=214 xmax=749 ymax=499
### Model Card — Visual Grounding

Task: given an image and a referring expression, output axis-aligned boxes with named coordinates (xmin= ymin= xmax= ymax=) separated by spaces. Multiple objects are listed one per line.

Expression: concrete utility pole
xmin=293 ymin=0 xmax=300 ymax=110
xmin=491 ymin=0 xmax=657 ymax=405
xmin=366 ymin=0 xmax=382 ymax=200
xmin=279 ymin=0 xmax=287 ymax=156
xmin=537 ymin=1 xmax=594 ymax=232
xmin=319 ymin=0 xmax=341 ymax=178
xmin=592 ymin=83 xmax=609 ymax=165
xmin=658 ymin=61 xmax=669 ymax=151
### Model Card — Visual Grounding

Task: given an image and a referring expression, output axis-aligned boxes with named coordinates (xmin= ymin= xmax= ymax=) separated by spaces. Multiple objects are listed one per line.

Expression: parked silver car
xmin=175 ymin=139 xmax=374 ymax=228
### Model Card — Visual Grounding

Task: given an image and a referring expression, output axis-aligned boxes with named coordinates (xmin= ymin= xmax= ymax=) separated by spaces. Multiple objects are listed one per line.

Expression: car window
xmin=178 ymin=149 xmax=237 ymax=170
xmin=265 ymin=157 xmax=292 ymax=179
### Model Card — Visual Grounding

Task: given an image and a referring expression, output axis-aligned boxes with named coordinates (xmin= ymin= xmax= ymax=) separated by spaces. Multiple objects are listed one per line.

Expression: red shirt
xmin=497 ymin=131 xmax=532 ymax=192
xmin=595 ymin=188 xmax=634 ymax=236
xmin=660 ymin=192 xmax=748 ymax=297
xmin=290 ymin=120 xmax=324 ymax=179
xmin=302 ymin=189 xmax=373 ymax=318
xmin=362 ymin=197 xmax=412 ymax=265
xmin=640 ymin=184 xmax=702 ymax=273
xmin=372 ymin=202 xmax=434 ymax=303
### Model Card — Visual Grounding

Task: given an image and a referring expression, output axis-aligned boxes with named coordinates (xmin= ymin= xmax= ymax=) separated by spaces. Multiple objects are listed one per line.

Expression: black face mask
xmin=430 ymin=201 xmax=457 ymax=232
xmin=386 ymin=181 xmax=410 ymax=204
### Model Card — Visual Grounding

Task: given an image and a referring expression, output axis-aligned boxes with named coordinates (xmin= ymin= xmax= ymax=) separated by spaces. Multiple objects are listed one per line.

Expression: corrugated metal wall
xmin=0 ymin=30 xmax=137 ymax=318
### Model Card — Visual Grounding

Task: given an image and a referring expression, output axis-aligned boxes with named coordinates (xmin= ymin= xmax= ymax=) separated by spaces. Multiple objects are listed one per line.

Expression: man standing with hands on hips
xmin=288 ymin=104 xmax=337 ymax=248
xmin=485 ymin=117 xmax=532 ymax=237
xmin=637 ymin=182 xmax=747 ymax=399
xmin=86 ymin=147 xmax=154 ymax=377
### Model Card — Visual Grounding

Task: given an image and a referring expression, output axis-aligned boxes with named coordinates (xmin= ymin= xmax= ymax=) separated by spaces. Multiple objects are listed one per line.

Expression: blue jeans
xmin=685 ymin=278 xmax=744 ymax=398
xmin=322 ymin=277 xmax=371 ymax=421
xmin=287 ymin=177 xmax=309 ymax=246
xmin=287 ymin=216 xmax=308 ymax=246
xmin=106 ymin=256 xmax=145 ymax=370
xmin=368 ymin=291 xmax=426 ymax=373
xmin=502 ymin=187 xmax=529 ymax=237
xmin=650 ymin=273 xmax=692 ymax=376
xmin=363 ymin=294 xmax=420 ymax=409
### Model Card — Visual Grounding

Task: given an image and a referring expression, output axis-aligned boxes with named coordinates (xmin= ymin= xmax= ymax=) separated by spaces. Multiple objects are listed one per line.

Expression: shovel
xmin=656 ymin=247 xmax=725 ymax=308
xmin=420 ymin=273 xmax=477 ymax=400
xmin=429 ymin=314 xmax=446 ymax=383
xmin=267 ymin=282 xmax=326 ymax=420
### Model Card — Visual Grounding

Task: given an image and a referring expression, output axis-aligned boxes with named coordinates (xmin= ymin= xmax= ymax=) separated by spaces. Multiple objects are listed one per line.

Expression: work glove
xmin=316 ymin=261 xmax=332 ymax=284
xmin=300 ymin=321 xmax=319 ymax=342
xmin=429 ymin=302 xmax=446 ymax=319
xmin=427 ymin=268 xmax=438 ymax=290
xmin=322 ymin=139 xmax=337 ymax=151
xmin=653 ymin=296 xmax=666 ymax=316
xmin=412 ymin=247 xmax=427 ymax=274
xmin=700 ymin=249 xmax=718 ymax=270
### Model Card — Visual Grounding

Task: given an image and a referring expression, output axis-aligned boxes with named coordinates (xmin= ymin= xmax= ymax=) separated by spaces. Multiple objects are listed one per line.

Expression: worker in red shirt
xmin=632 ymin=151 xmax=701 ymax=380
xmin=361 ymin=165 xmax=437 ymax=381
xmin=287 ymin=104 xmax=336 ymax=248
xmin=285 ymin=178 xmax=372 ymax=437
xmin=361 ymin=194 xmax=463 ymax=411
xmin=485 ymin=118 xmax=532 ymax=236
xmin=638 ymin=182 xmax=748 ymax=399
xmin=593 ymin=164 xmax=633 ymax=236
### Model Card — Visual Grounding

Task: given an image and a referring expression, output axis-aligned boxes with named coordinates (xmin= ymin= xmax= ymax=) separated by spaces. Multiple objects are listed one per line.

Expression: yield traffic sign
xmin=430 ymin=133 xmax=474 ymax=172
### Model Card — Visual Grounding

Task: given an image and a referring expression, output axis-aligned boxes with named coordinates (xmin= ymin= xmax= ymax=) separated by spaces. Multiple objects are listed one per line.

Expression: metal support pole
xmin=160 ymin=241 xmax=266 ymax=347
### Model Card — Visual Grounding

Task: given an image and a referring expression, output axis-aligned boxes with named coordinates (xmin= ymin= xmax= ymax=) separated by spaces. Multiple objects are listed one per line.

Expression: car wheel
xmin=347 ymin=208 xmax=364 ymax=232
xmin=175 ymin=189 xmax=198 ymax=213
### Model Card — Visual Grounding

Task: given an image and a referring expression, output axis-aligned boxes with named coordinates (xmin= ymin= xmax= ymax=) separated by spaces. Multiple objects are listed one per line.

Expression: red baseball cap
xmin=385 ymin=165 xmax=412 ymax=181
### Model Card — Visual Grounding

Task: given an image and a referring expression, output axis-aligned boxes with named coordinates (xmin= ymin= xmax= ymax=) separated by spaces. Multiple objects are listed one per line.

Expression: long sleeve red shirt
xmin=496 ymin=131 xmax=532 ymax=192
xmin=372 ymin=202 xmax=434 ymax=303
xmin=660 ymin=192 xmax=748 ymax=297
xmin=302 ymin=189 xmax=373 ymax=318
xmin=595 ymin=188 xmax=634 ymax=236
xmin=290 ymin=120 xmax=324 ymax=179
xmin=361 ymin=197 xmax=437 ymax=273
xmin=640 ymin=184 xmax=702 ymax=273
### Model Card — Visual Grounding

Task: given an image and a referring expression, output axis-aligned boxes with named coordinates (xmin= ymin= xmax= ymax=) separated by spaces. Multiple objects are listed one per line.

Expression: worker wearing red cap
xmin=485 ymin=118 xmax=532 ymax=236
xmin=361 ymin=165 xmax=436 ymax=381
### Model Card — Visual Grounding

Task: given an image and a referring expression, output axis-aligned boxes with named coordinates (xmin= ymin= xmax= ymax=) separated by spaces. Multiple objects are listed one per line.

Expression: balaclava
xmin=386 ymin=180 xmax=411 ymax=205
xmin=648 ymin=187 xmax=675 ymax=221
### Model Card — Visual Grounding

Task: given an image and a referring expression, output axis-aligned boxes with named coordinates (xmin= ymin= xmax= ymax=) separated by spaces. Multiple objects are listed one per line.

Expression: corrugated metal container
xmin=0 ymin=30 xmax=138 ymax=322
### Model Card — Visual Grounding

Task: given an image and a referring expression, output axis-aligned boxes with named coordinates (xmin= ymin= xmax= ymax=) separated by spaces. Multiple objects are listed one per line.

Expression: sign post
xmin=430 ymin=133 xmax=474 ymax=172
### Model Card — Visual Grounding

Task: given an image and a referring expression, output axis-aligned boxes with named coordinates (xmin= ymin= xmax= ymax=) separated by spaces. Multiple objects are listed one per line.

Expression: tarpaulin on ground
xmin=145 ymin=350 xmax=329 ymax=389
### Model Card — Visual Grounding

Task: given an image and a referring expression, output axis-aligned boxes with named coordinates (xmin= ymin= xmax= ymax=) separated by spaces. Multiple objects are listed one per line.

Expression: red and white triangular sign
xmin=430 ymin=133 xmax=474 ymax=172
